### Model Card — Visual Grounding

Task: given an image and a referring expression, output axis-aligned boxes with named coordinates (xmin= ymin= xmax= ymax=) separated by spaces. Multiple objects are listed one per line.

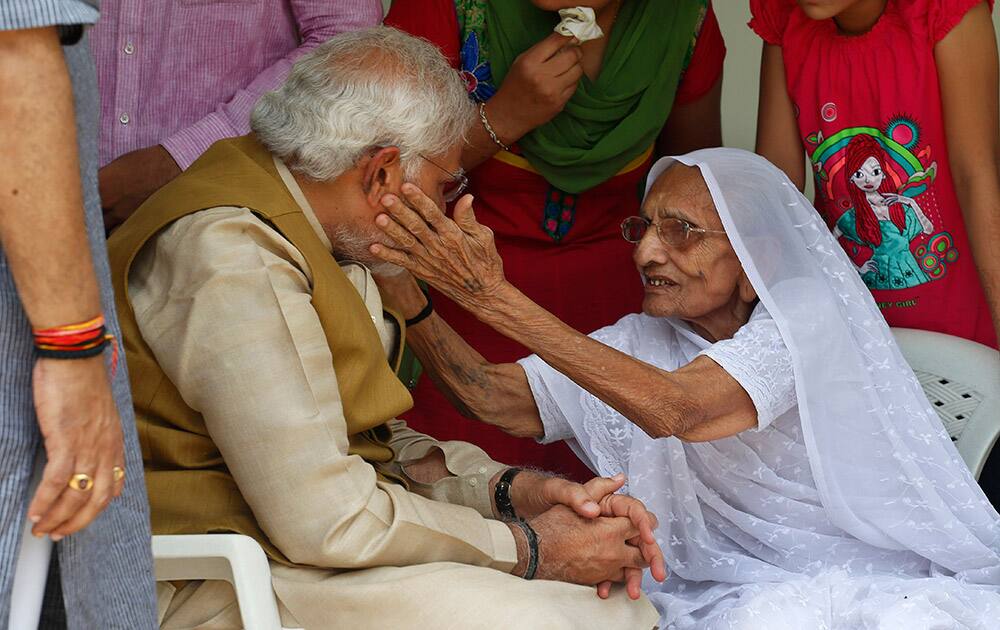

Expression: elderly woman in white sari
xmin=369 ymin=148 xmax=1000 ymax=628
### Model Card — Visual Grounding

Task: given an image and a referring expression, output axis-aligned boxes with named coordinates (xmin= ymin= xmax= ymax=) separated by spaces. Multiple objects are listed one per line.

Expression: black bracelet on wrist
xmin=512 ymin=519 xmax=539 ymax=580
xmin=404 ymin=287 xmax=434 ymax=328
xmin=494 ymin=467 xmax=522 ymax=521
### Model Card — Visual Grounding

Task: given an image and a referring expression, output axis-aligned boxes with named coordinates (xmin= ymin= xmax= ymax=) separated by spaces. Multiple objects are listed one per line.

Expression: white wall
xmin=715 ymin=3 xmax=760 ymax=153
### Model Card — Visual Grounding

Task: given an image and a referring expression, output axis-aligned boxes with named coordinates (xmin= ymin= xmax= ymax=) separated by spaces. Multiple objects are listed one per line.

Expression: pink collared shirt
xmin=90 ymin=0 xmax=383 ymax=169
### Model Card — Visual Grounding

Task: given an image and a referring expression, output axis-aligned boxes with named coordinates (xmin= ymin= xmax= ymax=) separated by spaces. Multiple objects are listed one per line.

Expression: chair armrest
xmin=152 ymin=534 xmax=284 ymax=630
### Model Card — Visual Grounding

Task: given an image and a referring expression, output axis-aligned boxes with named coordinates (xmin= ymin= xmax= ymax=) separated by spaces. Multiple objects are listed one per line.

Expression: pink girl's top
xmin=750 ymin=0 xmax=997 ymax=348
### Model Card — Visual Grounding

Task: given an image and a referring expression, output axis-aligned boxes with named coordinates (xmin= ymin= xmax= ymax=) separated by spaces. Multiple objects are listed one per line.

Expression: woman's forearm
xmin=473 ymin=282 xmax=706 ymax=439
xmin=405 ymin=312 xmax=544 ymax=438
xmin=379 ymin=271 xmax=543 ymax=437
xmin=460 ymin=99 xmax=531 ymax=171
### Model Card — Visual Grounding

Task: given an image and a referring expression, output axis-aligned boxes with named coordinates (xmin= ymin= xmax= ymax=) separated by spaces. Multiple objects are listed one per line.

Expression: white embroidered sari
xmin=518 ymin=149 xmax=1000 ymax=629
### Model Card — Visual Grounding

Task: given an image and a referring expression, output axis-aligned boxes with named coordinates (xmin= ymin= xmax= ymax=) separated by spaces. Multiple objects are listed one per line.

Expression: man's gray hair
xmin=251 ymin=27 xmax=475 ymax=181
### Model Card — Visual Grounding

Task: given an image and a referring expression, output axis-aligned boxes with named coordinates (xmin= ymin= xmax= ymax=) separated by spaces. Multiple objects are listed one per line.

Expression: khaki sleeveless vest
xmin=107 ymin=135 xmax=414 ymax=564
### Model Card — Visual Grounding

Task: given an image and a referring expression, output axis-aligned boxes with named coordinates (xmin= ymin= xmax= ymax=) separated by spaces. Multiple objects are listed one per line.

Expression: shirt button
xmin=123 ymin=42 xmax=135 ymax=55
xmin=119 ymin=112 xmax=130 ymax=125
xmin=478 ymin=466 xmax=488 ymax=474
xmin=468 ymin=478 xmax=478 ymax=487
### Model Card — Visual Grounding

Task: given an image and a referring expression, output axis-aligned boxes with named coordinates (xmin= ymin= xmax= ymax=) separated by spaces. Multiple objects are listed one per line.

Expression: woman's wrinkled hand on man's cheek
xmin=369 ymin=184 xmax=508 ymax=313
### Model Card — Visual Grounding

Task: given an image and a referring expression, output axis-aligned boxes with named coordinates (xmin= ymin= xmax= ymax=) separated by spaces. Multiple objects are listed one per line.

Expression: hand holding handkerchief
xmin=554 ymin=7 xmax=604 ymax=43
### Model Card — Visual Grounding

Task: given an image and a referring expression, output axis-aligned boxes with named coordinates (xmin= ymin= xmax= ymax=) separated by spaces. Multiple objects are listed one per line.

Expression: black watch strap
xmin=494 ymin=467 xmax=522 ymax=521
xmin=404 ymin=287 xmax=433 ymax=328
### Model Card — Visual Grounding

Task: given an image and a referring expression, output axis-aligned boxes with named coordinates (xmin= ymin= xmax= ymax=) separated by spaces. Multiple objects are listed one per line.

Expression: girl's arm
xmin=935 ymin=2 xmax=1000 ymax=339
xmin=755 ymin=43 xmax=806 ymax=190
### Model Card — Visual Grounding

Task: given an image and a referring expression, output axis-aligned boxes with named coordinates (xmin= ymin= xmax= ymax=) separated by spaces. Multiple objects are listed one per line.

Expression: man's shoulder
xmin=155 ymin=206 xmax=256 ymax=247
xmin=146 ymin=205 xmax=305 ymax=275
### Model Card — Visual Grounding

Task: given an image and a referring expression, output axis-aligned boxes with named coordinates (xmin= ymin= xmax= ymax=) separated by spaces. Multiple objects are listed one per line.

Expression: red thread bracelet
xmin=33 ymin=314 xmax=119 ymax=376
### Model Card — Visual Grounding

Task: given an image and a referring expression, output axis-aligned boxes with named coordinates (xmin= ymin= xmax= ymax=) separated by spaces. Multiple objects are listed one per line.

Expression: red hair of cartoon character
xmin=845 ymin=134 xmax=905 ymax=247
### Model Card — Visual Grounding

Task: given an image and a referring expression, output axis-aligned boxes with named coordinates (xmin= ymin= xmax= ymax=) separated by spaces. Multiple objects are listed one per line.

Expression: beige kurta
xmin=129 ymin=159 xmax=658 ymax=630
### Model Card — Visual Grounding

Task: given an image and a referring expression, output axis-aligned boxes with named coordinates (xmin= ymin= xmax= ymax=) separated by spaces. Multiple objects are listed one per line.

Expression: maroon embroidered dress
xmin=387 ymin=0 xmax=726 ymax=479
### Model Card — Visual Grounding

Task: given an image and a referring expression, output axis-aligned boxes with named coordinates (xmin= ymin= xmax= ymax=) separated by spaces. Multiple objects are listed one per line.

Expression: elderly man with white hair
xmin=106 ymin=27 xmax=661 ymax=629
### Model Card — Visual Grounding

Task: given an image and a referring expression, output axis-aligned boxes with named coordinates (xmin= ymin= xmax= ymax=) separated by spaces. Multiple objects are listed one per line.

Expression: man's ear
xmin=737 ymin=269 xmax=758 ymax=305
xmin=362 ymin=147 xmax=403 ymax=208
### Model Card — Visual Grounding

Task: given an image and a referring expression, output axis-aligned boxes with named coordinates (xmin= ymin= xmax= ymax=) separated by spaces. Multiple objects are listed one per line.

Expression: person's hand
xmin=28 ymin=356 xmax=125 ymax=540
xmin=883 ymin=193 xmax=913 ymax=208
xmin=485 ymin=32 xmax=583 ymax=142
xmin=370 ymin=185 xmax=507 ymax=317
xmin=858 ymin=259 xmax=878 ymax=276
xmin=501 ymin=469 xmax=606 ymax=521
xmin=506 ymin=471 xmax=665 ymax=599
xmin=584 ymin=476 xmax=666 ymax=600
xmin=884 ymin=193 xmax=934 ymax=233
xmin=99 ymin=144 xmax=180 ymax=233
xmin=526 ymin=505 xmax=648 ymax=587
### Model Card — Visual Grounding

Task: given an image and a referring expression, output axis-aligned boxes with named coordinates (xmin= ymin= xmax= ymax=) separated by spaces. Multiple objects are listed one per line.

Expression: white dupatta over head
xmin=518 ymin=149 xmax=1000 ymax=628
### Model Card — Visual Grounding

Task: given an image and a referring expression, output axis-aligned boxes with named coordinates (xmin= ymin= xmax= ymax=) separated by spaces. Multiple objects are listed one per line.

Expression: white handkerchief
xmin=554 ymin=7 xmax=604 ymax=42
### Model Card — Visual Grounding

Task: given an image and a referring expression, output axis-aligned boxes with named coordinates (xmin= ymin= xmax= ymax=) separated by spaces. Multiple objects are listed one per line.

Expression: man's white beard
xmin=326 ymin=223 xmax=402 ymax=275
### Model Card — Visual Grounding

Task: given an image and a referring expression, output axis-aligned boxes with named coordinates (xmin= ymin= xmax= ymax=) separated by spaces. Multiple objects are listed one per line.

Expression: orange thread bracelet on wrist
xmin=33 ymin=314 xmax=120 ymax=376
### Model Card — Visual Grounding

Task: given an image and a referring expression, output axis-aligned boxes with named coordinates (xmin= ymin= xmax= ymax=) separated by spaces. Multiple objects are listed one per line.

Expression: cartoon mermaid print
xmin=833 ymin=134 xmax=935 ymax=289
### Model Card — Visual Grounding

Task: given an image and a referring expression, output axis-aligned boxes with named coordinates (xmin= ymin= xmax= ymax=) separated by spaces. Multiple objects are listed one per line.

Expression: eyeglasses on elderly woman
xmin=620 ymin=215 xmax=726 ymax=247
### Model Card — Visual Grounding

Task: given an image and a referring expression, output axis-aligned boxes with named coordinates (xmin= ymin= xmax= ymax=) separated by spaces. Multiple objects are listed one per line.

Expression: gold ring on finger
xmin=68 ymin=473 xmax=94 ymax=492
xmin=112 ymin=466 xmax=125 ymax=482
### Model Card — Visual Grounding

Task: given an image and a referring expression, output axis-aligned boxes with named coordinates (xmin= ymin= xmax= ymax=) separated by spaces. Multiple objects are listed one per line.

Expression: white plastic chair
xmin=7 ymin=515 xmax=53 ymax=629
xmin=8 ymin=454 xmax=53 ymax=630
xmin=152 ymin=534 xmax=301 ymax=630
xmin=892 ymin=327 xmax=1000 ymax=479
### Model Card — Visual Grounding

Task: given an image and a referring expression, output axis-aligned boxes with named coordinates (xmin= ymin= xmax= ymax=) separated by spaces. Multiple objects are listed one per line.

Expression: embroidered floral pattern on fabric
xmin=459 ymin=31 xmax=496 ymax=102
xmin=576 ymin=320 xmax=640 ymax=482
xmin=456 ymin=0 xmax=495 ymax=103
xmin=700 ymin=311 xmax=797 ymax=431
xmin=542 ymin=186 xmax=577 ymax=241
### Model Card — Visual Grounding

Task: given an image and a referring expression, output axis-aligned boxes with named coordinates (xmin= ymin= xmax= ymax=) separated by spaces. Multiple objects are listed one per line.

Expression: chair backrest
xmin=892 ymin=328 xmax=1000 ymax=479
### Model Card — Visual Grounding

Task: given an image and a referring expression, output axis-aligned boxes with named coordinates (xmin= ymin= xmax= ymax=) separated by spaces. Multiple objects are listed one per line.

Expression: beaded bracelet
xmin=33 ymin=314 xmax=119 ymax=376
xmin=479 ymin=102 xmax=511 ymax=152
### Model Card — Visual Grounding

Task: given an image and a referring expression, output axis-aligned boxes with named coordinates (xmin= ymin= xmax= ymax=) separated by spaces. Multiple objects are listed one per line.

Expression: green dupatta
xmin=485 ymin=0 xmax=706 ymax=194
